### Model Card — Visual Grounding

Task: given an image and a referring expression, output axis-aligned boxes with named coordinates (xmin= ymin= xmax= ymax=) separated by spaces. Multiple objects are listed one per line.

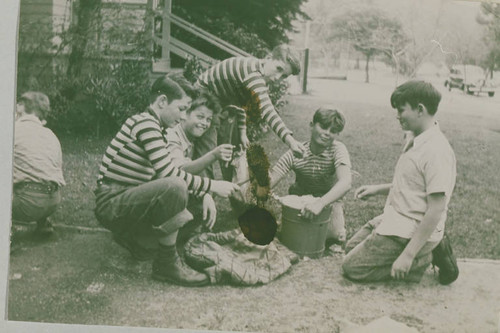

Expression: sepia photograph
xmin=2 ymin=0 xmax=500 ymax=332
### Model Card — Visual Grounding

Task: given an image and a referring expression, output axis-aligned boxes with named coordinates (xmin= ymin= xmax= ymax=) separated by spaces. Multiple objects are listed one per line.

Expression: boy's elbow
xmin=343 ymin=179 xmax=352 ymax=193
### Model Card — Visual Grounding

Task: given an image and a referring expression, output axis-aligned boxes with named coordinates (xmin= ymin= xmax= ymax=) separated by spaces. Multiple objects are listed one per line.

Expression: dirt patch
xmin=7 ymin=229 xmax=500 ymax=332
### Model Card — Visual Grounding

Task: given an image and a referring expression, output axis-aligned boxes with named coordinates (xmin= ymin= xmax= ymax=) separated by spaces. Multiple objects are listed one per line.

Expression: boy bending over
xmin=342 ymin=80 xmax=459 ymax=285
xmin=270 ymin=107 xmax=352 ymax=247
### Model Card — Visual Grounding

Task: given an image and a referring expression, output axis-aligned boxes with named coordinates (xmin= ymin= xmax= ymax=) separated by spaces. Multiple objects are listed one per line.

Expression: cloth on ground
xmin=184 ymin=229 xmax=299 ymax=285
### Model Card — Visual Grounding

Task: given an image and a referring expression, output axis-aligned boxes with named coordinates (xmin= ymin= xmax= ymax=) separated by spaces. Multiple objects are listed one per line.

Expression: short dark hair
xmin=271 ymin=45 xmax=301 ymax=76
xmin=390 ymin=80 xmax=442 ymax=115
xmin=18 ymin=91 xmax=51 ymax=120
xmin=166 ymin=71 xmax=199 ymax=99
xmin=312 ymin=107 xmax=346 ymax=133
xmin=187 ymin=89 xmax=220 ymax=115
xmin=150 ymin=75 xmax=185 ymax=104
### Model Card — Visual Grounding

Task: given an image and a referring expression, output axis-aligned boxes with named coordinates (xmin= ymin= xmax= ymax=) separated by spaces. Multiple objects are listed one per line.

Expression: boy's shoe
xmin=152 ymin=245 xmax=209 ymax=287
xmin=432 ymin=234 xmax=459 ymax=285
xmin=113 ymin=233 xmax=157 ymax=261
xmin=325 ymin=237 xmax=346 ymax=250
xmin=35 ymin=219 xmax=54 ymax=237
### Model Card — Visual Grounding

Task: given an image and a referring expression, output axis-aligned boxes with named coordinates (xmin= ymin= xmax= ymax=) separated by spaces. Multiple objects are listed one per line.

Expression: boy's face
xmin=182 ymin=105 xmax=213 ymax=138
xmin=396 ymin=102 xmax=421 ymax=133
xmin=263 ymin=60 xmax=292 ymax=82
xmin=158 ymin=95 xmax=191 ymax=128
xmin=310 ymin=122 xmax=336 ymax=148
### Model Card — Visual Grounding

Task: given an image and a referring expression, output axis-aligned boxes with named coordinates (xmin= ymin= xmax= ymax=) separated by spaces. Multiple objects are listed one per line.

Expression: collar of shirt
xmin=257 ymin=60 xmax=265 ymax=76
xmin=17 ymin=114 xmax=43 ymax=125
xmin=413 ymin=121 xmax=440 ymax=149
xmin=146 ymin=107 xmax=161 ymax=125
xmin=303 ymin=141 xmax=333 ymax=158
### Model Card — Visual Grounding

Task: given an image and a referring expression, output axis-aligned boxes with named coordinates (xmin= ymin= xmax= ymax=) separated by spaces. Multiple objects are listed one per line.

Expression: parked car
xmin=444 ymin=65 xmax=495 ymax=97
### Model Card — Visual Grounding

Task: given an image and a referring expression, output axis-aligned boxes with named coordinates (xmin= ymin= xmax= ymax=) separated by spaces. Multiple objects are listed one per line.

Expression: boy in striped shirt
xmin=195 ymin=45 xmax=306 ymax=180
xmin=270 ymin=107 xmax=353 ymax=248
xmin=94 ymin=76 xmax=239 ymax=287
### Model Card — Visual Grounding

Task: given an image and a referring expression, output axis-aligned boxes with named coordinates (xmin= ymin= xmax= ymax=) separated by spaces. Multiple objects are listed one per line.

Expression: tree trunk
xmin=67 ymin=0 xmax=102 ymax=78
xmin=365 ymin=54 xmax=371 ymax=83
xmin=392 ymin=52 xmax=400 ymax=86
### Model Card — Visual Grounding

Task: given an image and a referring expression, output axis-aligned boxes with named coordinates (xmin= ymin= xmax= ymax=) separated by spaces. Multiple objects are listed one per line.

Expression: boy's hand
xmin=391 ymin=252 xmax=414 ymax=280
xmin=211 ymin=180 xmax=240 ymax=198
xmin=239 ymin=132 xmax=250 ymax=150
xmin=285 ymin=135 xmax=306 ymax=158
xmin=202 ymin=194 xmax=217 ymax=230
xmin=212 ymin=144 xmax=234 ymax=162
xmin=301 ymin=199 xmax=325 ymax=219
xmin=354 ymin=185 xmax=379 ymax=200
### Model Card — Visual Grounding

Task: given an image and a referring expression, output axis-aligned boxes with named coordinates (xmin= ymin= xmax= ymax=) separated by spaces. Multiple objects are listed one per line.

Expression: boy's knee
xmin=341 ymin=253 xmax=356 ymax=278
xmin=157 ymin=177 xmax=189 ymax=203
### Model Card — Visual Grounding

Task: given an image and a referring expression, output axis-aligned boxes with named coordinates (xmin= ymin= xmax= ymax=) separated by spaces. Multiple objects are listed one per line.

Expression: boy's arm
xmin=354 ymin=183 xmax=392 ymax=200
xmin=270 ymin=150 xmax=294 ymax=188
xmin=245 ymin=77 xmax=293 ymax=142
xmin=134 ymin=119 xmax=211 ymax=195
xmin=319 ymin=165 xmax=352 ymax=206
xmin=391 ymin=192 xmax=447 ymax=280
xmin=301 ymin=165 xmax=352 ymax=218
xmin=180 ymin=151 xmax=218 ymax=175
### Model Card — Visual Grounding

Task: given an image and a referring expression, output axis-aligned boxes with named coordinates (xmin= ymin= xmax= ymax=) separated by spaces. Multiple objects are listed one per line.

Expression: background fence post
xmin=302 ymin=48 xmax=309 ymax=94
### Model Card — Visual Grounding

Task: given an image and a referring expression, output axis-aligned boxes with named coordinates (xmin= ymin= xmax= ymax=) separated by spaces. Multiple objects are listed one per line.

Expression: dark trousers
xmin=94 ymin=178 xmax=190 ymax=239
xmin=12 ymin=185 xmax=61 ymax=224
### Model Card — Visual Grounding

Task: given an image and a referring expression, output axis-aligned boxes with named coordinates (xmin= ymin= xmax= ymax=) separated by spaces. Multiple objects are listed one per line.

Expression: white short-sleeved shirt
xmin=164 ymin=124 xmax=193 ymax=167
xmin=375 ymin=123 xmax=456 ymax=242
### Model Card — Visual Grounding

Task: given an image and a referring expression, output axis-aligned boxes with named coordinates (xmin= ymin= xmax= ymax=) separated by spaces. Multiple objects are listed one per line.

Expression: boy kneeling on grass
xmin=270 ymin=107 xmax=353 ymax=249
xmin=342 ymin=80 xmax=459 ymax=285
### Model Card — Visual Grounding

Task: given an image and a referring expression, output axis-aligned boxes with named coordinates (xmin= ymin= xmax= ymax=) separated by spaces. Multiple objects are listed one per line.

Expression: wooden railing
xmin=152 ymin=0 xmax=251 ymax=72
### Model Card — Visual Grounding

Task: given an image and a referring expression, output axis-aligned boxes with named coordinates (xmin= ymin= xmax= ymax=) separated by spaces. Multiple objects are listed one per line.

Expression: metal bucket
xmin=279 ymin=203 xmax=332 ymax=258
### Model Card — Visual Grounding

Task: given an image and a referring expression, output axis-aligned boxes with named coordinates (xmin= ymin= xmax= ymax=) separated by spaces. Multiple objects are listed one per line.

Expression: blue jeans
xmin=342 ymin=217 xmax=439 ymax=282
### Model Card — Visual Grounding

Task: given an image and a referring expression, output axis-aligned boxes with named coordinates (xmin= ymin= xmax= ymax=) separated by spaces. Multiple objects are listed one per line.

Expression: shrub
xmin=26 ymin=60 xmax=151 ymax=137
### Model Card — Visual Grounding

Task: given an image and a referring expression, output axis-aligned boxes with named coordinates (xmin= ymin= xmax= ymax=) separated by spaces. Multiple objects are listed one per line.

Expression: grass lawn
xmin=52 ymin=79 xmax=500 ymax=259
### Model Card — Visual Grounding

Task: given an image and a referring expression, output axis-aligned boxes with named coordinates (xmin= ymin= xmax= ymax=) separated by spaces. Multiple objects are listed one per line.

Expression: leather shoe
xmin=152 ymin=251 xmax=209 ymax=287
xmin=432 ymin=234 xmax=459 ymax=285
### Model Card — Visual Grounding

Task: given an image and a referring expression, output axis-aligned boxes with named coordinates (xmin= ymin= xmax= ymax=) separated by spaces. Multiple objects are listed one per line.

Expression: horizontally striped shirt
xmin=197 ymin=57 xmax=293 ymax=142
xmin=271 ymin=141 xmax=351 ymax=196
xmin=97 ymin=108 xmax=211 ymax=196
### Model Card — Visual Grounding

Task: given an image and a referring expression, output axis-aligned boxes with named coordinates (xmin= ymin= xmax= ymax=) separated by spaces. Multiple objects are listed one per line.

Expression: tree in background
xmin=330 ymin=8 xmax=408 ymax=83
xmin=66 ymin=0 xmax=102 ymax=78
xmin=173 ymin=0 xmax=309 ymax=56
xmin=478 ymin=3 xmax=500 ymax=78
